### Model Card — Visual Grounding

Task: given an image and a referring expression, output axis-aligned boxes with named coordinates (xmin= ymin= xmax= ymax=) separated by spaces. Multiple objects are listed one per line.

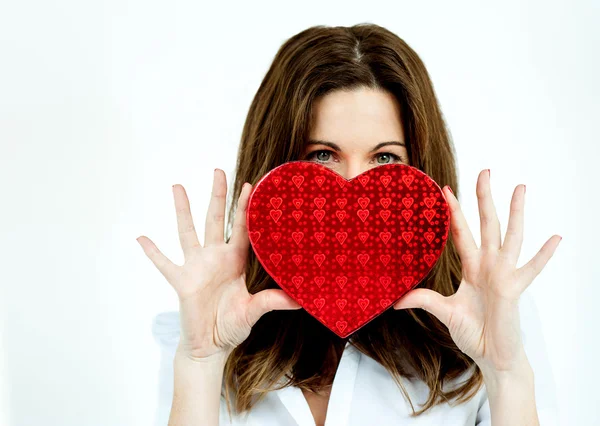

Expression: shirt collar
xmin=275 ymin=341 xmax=361 ymax=426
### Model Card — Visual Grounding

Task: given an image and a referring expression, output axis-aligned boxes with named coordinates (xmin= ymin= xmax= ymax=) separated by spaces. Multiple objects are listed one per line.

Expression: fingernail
xmin=523 ymin=184 xmax=526 ymax=194
xmin=447 ymin=185 xmax=453 ymax=194
xmin=487 ymin=169 xmax=491 ymax=178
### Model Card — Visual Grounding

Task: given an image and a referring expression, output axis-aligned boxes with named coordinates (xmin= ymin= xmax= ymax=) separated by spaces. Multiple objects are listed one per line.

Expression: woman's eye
xmin=315 ymin=151 xmax=332 ymax=162
xmin=304 ymin=150 xmax=404 ymax=164
xmin=376 ymin=153 xmax=398 ymax=164
xmin=305 ymin=150 xmax=333 ymax=162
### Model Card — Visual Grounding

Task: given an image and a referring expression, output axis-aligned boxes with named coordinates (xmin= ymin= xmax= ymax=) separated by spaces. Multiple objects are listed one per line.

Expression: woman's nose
xmin=340 ymin=161 xmax=370 ymax=181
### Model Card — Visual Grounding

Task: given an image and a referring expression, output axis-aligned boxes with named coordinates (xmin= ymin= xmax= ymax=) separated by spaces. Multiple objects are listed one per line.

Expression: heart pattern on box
xmin=246 ymin=161 xmax=450 ymax=338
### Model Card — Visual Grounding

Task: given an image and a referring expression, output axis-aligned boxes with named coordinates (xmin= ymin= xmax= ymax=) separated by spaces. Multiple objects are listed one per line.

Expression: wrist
xmin=480 ymin=358 xmax=534 ymax=393
xmin=476 ymin=344 xmax=531 ymax=377
xmin=175 ymin=344 xmax=231 ymax=367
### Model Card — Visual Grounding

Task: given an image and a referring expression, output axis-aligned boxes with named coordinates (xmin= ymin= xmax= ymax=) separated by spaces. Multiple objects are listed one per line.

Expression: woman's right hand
xmin=137 ymin=168 xmax=302 ymax=362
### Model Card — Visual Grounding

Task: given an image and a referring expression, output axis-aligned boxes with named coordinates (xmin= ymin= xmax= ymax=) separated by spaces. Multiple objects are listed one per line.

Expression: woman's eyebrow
xmin=306 ymin=139 xmax=406 ymax=153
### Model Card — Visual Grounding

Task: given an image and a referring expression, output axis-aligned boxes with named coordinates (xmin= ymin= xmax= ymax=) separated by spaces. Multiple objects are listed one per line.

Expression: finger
xmin=229 ymin=182 xmax=252 ymax=252
xmin=443 ymin=186 xmax=478 ymax=262
xmin=245 ymin=289 xmax=302 ymax=327
xmin=173 ymin=184 xmax=201 ymax=259
xmin=204 ymin=168 xmax=228 ymax=247
xmin=477 ymin=169 xmax=501 ymax=250
xmin=517 ymin=235 xmax=562 ymax=291
xmin=501 ymin=184 xmax=526 ymax=265
xmin=136 ymin=236 xmax=180 ymax=285
xmin=392 ymin=288 xmax=453 ymax=327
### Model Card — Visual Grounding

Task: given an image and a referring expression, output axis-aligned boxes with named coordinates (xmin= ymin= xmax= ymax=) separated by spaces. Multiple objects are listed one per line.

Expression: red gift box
xmin=246 ymin=161 xmax=449 ymax=338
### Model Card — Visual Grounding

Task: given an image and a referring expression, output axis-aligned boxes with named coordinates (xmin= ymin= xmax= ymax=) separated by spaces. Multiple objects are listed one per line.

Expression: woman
xmin=140 ymin=23 xmax=561 ymax=425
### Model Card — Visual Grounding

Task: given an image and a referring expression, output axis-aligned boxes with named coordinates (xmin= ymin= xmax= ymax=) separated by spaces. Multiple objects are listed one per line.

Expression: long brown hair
xmin=222 ymin=23 xmax=483 ymax=418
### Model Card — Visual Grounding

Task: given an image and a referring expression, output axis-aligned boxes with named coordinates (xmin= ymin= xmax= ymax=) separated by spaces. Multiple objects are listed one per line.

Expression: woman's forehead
xmin=308 ymin=88 xmax=405 ymax=147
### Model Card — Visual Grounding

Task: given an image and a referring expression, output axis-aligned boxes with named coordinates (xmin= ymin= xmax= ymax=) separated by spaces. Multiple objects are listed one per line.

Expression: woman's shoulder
xmin=149 ymin=292 xmax=557 ymax=425
xmin=151 ymin=311 xmax=246 ymax=425
xmin=517 ymin=289 xmax=555 ymax=378
xmin=151 ymin=310 xmax=180 ymax=352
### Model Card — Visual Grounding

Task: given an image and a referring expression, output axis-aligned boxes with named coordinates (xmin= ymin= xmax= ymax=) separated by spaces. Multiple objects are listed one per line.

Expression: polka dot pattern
xmin=246 ymin=161 xmax=449 ymax=338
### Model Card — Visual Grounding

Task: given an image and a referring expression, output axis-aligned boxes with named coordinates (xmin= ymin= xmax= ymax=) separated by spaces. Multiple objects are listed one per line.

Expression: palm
xmin=137 ymin=176 xmax=301 ymax=362
xmin=393 ymin=169 xmax=561 ymax=373
xmin=175 ymin=246 xmax=255 ymax=356
xmin=178 ymin=284 xmax=257 ymax=358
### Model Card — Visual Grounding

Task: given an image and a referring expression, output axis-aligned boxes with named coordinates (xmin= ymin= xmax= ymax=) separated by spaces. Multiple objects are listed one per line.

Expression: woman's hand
xmin=393 ymin=169 xmax=561 ymax=374
xmin=137 ymin=169 xmax=302 ymax=362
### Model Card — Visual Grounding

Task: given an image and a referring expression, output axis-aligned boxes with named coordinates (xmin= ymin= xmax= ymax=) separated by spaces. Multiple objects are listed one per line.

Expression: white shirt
xmin=151 ymin=290 xmax=558 ymax=425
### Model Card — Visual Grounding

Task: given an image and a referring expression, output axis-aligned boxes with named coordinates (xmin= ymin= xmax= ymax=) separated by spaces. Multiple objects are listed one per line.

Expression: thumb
xmin=393 ymin=288 xmax=453 ymax=327
xmin=246 ymin=289 xmax=302 ymax=327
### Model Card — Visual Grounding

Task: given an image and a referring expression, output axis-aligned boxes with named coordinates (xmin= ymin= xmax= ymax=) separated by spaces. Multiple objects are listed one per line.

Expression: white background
xmin=0 ymin=0 xmax=598 ymax=425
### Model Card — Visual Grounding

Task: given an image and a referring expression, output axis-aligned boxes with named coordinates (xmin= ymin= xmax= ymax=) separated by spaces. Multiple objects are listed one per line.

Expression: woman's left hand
xmin=393 ymin=169 xmax=562 ymax=374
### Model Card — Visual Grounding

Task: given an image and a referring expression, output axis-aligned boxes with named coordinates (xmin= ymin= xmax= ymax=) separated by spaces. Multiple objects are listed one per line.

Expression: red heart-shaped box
xmin=246 ymin=161 xmax=449 ymax=338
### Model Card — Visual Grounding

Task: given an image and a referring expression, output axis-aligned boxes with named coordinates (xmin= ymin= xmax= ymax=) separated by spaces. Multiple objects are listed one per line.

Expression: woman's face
xmin=302 ymin=87 xmax=410 ymax=180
